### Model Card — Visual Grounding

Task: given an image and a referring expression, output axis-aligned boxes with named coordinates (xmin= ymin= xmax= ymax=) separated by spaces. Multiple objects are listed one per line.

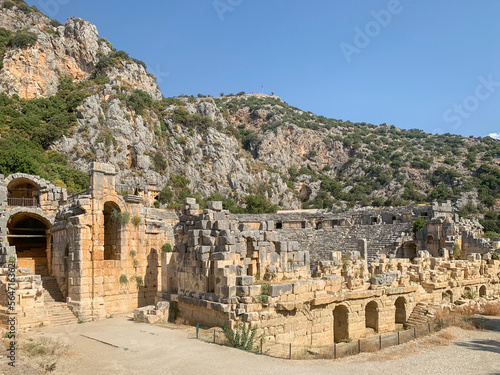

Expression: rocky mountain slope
xmin=1 ymin=0 xmax=500 ymax=214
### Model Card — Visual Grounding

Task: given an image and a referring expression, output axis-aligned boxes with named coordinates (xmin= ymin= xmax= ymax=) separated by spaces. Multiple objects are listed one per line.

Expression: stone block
xmin=218 ymin=236 xmax=235 ymax=246
xmin=207 ymin=201 xmax=223 ymax=211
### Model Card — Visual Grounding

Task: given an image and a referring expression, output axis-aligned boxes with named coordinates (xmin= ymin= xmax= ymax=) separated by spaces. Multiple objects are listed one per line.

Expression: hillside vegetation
xmin=0 ymin=0 xmax=499 ymax=215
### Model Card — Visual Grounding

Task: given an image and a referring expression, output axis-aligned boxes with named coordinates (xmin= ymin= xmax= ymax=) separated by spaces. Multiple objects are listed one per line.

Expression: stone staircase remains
xmin=42 ymin=276 xmax=78 ymax=326
xmin=406 ymin=302 xmax=435 ymax=327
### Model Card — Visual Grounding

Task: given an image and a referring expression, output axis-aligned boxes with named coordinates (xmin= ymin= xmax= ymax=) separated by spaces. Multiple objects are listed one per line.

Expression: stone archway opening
xmin=365 ymin=301 xmax=379 ymax=333
xmin=103 ymin=201 xmax=122 ymax=261
xmin=333 ymin=305 xmax=349 ymax=343
xmin=7 ymin=178 xmax=40 ymax=207
xmin=479 ymin=285 xmax=487 ymax=297
xmin=442 ymin=290 xmax=453 ymax=303
xmin=7 ymin=213 xmax=49 ymax=275
xmin=395 ymin=297 xmax=406 ymax=325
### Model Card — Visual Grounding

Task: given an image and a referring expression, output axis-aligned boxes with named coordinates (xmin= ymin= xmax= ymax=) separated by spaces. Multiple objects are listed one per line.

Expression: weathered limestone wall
xmin=0 ymin=267 xmax=49 ymax=329
xmin=163 ymin=201 xmax=500 ymax=346
xmin=50 ymin=163 xmax=177 ymax=320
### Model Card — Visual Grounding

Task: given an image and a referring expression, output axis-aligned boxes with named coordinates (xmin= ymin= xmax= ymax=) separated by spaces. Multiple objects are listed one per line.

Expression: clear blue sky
xmin=26 ymin=0 xmax=500 ymax=138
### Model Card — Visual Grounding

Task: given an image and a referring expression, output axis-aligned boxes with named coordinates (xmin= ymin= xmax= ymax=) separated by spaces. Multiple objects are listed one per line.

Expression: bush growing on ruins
xmin=492 ymin=252 xmax=500 ymax=260
xmin=130 ymin=250 xmax=137 ymax=258
xmin=412 ymin=218 xmax=426 ymax=233
xmin=484 ymin=231 xmax=500 ymax=240
xmin=119 ymin=275 xmax=128 ymax=284
xmin=223 ymin=322 xmax=257 ymax=351
xmin=131 ymin=216 xmax=142 ymax=227
xmin=243 ymin=194 xmax=278 ymax=214
xmin=154 ymin=200 xmax=161 ymax=208
xmin=453 ymin=244 xmax=463 ymax=260
xmin=463 ymin=289 xmax=477 ymax=300
xmin=161 ymin=243 xmax=172 ymax=253
xmin=109 ymin=209 xmax=130 ymax=226
xmin=131 ymin=275 xmax=143 ymax=287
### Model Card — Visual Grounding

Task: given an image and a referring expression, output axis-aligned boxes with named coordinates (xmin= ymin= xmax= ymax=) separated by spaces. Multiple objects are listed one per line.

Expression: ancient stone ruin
xmin=0 ymin=163 xmax=499 ymax=346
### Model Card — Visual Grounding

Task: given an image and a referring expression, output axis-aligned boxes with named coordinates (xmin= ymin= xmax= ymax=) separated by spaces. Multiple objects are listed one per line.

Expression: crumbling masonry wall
xmin=162 ymin=199 xmax=500 ymax=346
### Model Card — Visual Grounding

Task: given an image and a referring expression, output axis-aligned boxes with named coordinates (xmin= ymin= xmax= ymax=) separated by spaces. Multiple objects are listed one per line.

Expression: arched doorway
xmin=395 ymin=297 xmax=406 ymax=325
xmin=442 ymin=290 xmax=453 ymax=303
xmin=479 ymin=285 xmax=487 ymax=297
xmin=7 ymin=213 xmax=49 ymax=275
xmin=333 ymin=305 xmax=349 ymax=343
xmin=365 ymin=301 xmax=379 ymax=333
xmin=7 ymin=178 xmax=40 ymax=207
xmin=103 ymin=202 xmax=122 ymax=261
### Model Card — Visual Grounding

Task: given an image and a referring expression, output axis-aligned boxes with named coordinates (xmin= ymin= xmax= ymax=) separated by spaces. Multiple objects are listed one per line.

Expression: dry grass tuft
xmin=483 ymin=300 xmax=500 ymax=316
xmin=21 ymin=337 xmax=68 ymax=358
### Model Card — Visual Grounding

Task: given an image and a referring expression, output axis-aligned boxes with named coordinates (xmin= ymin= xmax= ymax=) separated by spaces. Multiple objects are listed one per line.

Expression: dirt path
xmin=2 ymin=315 xmax=499 ymax=375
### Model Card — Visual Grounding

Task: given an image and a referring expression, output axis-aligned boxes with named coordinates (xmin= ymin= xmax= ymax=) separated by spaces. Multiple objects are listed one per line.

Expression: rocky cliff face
xmin=0 ymin=8 xmax=110 ymax=98
xmin=1 ymin=1 xmax=499 ymax=212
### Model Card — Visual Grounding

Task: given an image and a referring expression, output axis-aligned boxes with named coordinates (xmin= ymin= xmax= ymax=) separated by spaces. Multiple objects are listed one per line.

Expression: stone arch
xmin=7 ymin=212 xmax=51 ymax=275
xmin=479 ymin=285 xmax=487 ymax=297
xmin=394 ymin=296 xmax=407 ymax=325
xmin=103 ymin=201 xmax=124 ymax=261
xmin=365 ymin=300 xmax=379 ymax=332
xmin=442 ymin=289 xmax=453 ymax=303
xmin=333 ymin=304 xmax=349 ymax=343
xmin=7 ymin=176 xmax=41 ymax=207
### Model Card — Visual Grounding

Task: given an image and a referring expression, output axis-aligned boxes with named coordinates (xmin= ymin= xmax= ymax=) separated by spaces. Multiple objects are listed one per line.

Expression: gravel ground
xmin=1 ymin=315 xmax=499 ymax=375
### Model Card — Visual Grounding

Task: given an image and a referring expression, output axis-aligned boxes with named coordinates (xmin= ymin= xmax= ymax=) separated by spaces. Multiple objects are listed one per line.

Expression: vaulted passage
xmin=8 ymin=213 xmax=49 ymax=275
xmin=7 ymin=178 xmax=40 ymax=207
xmin=333 ymin=305 xmax=349 ymax=343
xmin=442 ymin=290 xmax=453 ymax=303
xmin=479 ymin=285 xmax=487 ymax=297
xmin=365 ymin=301 xmax=379 ymax=332
xmin=103 ymin=202 xmax=122 ymax=261
xmin=395 ymin=297 xmax=406 ymax=325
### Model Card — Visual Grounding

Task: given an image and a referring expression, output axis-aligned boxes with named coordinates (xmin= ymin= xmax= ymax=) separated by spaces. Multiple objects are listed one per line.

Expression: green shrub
xmin=109 ymin=209 xmax=130 ymax=226
xmin=8 ymin=30 xmax=37 ymax=49
xmin=95 ymin=50 xmax=130 ymax=71
xmin=131 ymin=216 xmax=141 ymax=227
xmin=130 ymin=275 xmax=143 ymax=287
xmin=485 ymin=231 xmax=500 ymax=239
xmin=243 ymin=194 xmax=278 ymax=214
xmin=412 ymin=218 xmax=426 ymax=233
xmin=127 ymin=89 xmax=153 ymax=115
xmin=119 ymin=275 xmax=128 ymax=284
xmin=161 ymin=243 xmax=172 ymax=253
xmin=158 ymin=186 xmax=174 ymax=204
xmin=453 ymin=244 xmax=463 ymax=260
xmin=223 ymin=322 xmax=257 ymax=351
xmin=153 ymin=151 xmax=168 ymax=173
xmin=463 ymin=289 xmax=477 ymax=300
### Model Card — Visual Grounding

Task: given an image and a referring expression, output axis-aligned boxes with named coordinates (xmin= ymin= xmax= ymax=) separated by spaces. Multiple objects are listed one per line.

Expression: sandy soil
xmin=1 ymin=315 xmax=499 ymax=375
